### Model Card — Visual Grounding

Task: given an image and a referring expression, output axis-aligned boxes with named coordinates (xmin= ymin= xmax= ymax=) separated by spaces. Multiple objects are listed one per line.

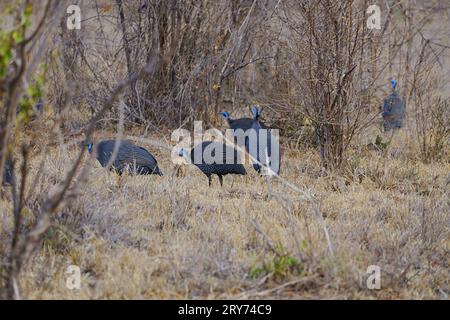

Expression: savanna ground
xmin=1 ymin=122 xmax=448 ymax=299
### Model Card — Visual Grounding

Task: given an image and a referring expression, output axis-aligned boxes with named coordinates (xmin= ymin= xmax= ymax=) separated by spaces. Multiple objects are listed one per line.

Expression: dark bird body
xmin=227 ymin=117 xmax=254 ymax=131
xmin=88 ymin=140 xmax=162 ymax=176
xmin=180 ymin=141 xmax=246 ymax=186
xmin=219 ymin=111 xmax=255 ymax=132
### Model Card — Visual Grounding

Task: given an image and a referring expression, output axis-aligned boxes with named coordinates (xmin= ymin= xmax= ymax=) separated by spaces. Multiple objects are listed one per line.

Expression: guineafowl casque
xmin=382 ymin=78 xmax=406 ymax=131
xmin=178 ymin=141 xmax=246 ymax=187
xmin=86 ymin=139 xmax=163 ymax=176
xmin=246 ymin=106 xmax=281 ymax=175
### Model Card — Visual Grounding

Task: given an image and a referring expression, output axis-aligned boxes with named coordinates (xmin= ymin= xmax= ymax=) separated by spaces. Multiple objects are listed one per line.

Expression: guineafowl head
xmin=153 ymin=166 xmax=164 ymax=176
xmin=87 ymin=143 xmax=93 ymax=153
xmin=82 ymin=139 xmax=94 ymax=154
xmin=219 ymin=111 xmax=231 ymax=120
xmin=391 ymin=78 xmax=397 ymax=91
xmin=251 ymin=106 xmax=262 ymax=120
xmin=178 ymin=148 xmax=188 ymax=157
xmin=178 ymin=148 xmax=191 ymax=164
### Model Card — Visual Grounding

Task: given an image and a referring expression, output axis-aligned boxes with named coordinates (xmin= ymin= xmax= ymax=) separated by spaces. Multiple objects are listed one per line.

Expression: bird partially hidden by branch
xmin=178 ymin=141 xmax=246 ymax=187
xmin=85 ymin=139 xmax=163 ymax=176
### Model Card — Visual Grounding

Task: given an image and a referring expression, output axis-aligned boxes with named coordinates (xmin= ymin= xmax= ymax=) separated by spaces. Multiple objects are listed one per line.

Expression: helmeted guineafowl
xmin=382 ymin=79 xmax=406 ymax=131
xmin=178 ymin=141 xmax=246 ymax=187
xmin=246 ymin=106 xmax=281 ymax=175
xmin=86 ymin=139 xmax=163 ymax=176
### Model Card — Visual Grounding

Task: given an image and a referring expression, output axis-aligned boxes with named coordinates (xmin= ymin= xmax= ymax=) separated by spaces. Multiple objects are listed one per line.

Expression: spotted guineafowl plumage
xmin=87 ymin=139 xmax=163 ymax=176
xmin=382 ymin=79 xmax=406 ymax=131
xmin=179 ymin=141 xmax=246 ymax=186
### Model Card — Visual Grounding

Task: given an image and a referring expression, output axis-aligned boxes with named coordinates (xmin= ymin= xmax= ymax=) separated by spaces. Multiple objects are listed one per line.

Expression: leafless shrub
xmin=0 ymin=1 xmax=156 ymax=299
xmin=410 ymin=46 xmax=450 ymax=162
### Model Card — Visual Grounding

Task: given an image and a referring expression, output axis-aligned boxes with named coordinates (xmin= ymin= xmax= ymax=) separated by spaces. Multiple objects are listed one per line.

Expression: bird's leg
xmin=117 ymin=173 xmax=123 ymax=190
xmin=266 ymin=174 xmax=273 ymax=200
xmin=218 ymin=175 xmax=223 ymax=187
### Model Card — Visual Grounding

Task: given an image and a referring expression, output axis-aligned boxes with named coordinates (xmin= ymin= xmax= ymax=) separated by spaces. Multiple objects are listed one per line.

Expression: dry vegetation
xmin=1 ymin=129 xmax=448 ymax=299
xmin=0 ymin=0 xmax=449 ymax=299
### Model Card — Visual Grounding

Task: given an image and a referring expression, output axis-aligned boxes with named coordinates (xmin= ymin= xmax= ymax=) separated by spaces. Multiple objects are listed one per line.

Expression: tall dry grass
xmin=0 ymin=127 xmax=448 ymax=299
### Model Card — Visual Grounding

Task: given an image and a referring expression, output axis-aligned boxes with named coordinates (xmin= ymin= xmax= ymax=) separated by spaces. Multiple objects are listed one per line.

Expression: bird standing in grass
xmin=382 ymin=78 xmax=406 ymax=131
xmin=86 ymin=139 xmax=163 ymax=176
xmin=178 ymin=141 xmax=246 ymax=187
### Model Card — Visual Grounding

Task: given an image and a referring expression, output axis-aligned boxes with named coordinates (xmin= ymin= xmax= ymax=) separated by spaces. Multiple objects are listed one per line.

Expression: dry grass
xmin=0 ymin=127 xmax=448 ymax=299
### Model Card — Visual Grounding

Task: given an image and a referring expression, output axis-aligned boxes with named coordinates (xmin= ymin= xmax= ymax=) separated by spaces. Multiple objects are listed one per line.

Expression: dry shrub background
xmin=0 ymin=0 xmax=449 ymax=299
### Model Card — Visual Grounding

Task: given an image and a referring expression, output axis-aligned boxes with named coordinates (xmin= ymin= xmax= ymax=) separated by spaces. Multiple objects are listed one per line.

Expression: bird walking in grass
xmin=178 ymin=141 xmax=246 ymax=187
xmin=86 ymin=139 xmax=163 ymax=176
xmin=382 ymin=78 xmax=406 ymax=131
